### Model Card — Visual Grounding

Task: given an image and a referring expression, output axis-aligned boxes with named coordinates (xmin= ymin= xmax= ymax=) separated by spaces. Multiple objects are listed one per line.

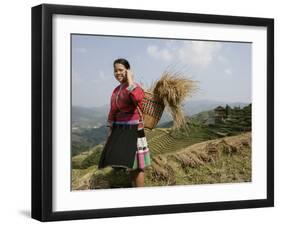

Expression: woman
xmin=98 ymin=58 xmax=151 ymax=187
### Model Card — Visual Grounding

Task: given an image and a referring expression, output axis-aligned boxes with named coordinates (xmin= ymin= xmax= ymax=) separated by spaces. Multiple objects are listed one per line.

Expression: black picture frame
xmin=31 ymin=3 xmax=274 ymax=222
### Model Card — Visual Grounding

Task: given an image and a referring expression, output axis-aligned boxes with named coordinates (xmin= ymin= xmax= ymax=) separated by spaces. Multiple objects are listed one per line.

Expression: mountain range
xmin=72 ymin=99 xmax=250 ymax=128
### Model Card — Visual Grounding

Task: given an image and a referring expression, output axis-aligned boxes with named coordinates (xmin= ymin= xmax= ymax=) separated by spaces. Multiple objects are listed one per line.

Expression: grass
xmin=72 ymin=165 xmax=97 ymax=190
xmin=144 ymin=121 xmax=221 ymax=156
xmin=72 ymin=132 xmax=251 ymax=190
xmin=145 ymin=132 xmax=251 ymax=186
xmin=71 ymin=103 xmax=252 ymax=190
xmin=71 ymin=104 xmax=252 ymax=189
xmin=72 ymin=144 xmax=104 ymax=169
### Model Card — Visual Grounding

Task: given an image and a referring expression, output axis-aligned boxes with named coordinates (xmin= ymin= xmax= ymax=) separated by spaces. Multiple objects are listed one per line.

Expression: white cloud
xmin=98 ymin=70 xmax=106 ymax=79
xmin=225 ymin=68 xmax=232 ymax=75
xmin=179 ymin=41 xmax=222 ymax=67
xmin=147 ymin=45 xmax=174 ymax=61
xmin=147 ymin=40 xmax=223 ymax=68
xmin=218 ymin=55 xmax=228 ymax=64
xmin=95 ymin=70 xmax=111 ymax=82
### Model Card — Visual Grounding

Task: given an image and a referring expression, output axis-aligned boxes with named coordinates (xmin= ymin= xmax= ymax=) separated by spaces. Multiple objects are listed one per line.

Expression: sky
xmin=71 ymin=34 xmax=252 ymax=108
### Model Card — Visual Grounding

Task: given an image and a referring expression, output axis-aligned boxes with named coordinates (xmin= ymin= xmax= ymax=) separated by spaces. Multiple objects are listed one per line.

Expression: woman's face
xmin=114 ymin=63 xmax=127 ymax=84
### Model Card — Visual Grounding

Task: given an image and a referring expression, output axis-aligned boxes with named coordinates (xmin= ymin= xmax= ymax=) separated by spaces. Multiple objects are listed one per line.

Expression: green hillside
xmin=72 ymin=126 xmax=108 ymax=156
xmin=72 ymin=132 xmax=251 ymax=190
xmin=146 ymin=104 xmax=251 ymax=155
xmin=71 ymin=104 xmax=252 ymax=189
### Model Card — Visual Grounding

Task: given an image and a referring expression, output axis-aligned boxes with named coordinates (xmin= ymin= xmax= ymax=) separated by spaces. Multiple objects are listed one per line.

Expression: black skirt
xmin=98 ymin=124 xmax=139 ymax=170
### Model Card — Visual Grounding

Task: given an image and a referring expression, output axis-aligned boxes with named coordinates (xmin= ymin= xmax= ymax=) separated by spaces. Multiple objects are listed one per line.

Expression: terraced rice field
xmin=145 ymin=128 xmax=207 ymax=155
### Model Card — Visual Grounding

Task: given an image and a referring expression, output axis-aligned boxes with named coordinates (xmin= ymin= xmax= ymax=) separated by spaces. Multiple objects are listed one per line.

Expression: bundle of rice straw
xmin=148 ymin=71 xmax=197 ymax=130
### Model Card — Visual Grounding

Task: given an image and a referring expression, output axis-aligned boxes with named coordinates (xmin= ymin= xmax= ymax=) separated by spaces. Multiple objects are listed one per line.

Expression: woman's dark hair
xmin=113 ymin=58 xmax=130 ymax=69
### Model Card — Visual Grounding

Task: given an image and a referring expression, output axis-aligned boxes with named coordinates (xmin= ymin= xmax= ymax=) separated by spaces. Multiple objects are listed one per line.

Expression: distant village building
xmin=214 ymin=106 xmax=226 ymax=123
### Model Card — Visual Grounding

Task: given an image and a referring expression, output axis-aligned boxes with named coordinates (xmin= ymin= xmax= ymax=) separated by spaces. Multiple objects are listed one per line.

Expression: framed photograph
xmin=31 ymin=3 xmax=274 ymax=222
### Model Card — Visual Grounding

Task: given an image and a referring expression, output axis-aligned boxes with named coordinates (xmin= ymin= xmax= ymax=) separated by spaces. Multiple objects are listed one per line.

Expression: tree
xmin=225 ymin=104 xmax=231 ymax=117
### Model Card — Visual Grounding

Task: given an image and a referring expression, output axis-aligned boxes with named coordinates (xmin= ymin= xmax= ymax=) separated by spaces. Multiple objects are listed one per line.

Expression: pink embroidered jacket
xmin=107 ymin=82 xmax=144 ymax=128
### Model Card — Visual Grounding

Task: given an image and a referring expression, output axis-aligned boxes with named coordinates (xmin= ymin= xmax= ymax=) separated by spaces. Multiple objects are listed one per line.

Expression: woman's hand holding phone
xmin=126 ymin=69 xmax=134 ymax=85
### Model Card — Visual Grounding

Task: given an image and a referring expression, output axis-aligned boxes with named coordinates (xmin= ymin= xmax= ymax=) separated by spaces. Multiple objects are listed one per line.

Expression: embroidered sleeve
xmin=127 ymin=83 xmax=144 ymax=106
xmin=126 ymin=83 xmax=137 ymax=92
